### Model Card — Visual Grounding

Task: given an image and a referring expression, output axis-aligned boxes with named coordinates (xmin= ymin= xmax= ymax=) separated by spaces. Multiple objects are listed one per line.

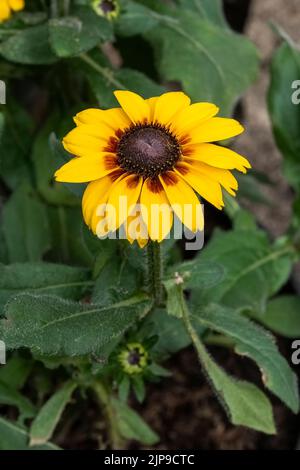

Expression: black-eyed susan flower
xmin=0 ymin=0 xmax=24 ymax=22
xmin=55 ymin=91 xmax=251 ymax=247
xmin=119 ymin=343 xmax=148 ymax=375
xmin=92 ymin=0 xmax=119 ymax=20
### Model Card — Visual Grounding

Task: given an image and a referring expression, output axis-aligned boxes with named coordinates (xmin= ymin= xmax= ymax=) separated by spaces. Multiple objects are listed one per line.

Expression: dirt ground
xmin=235 ymin=0 xmax=300 ymax=237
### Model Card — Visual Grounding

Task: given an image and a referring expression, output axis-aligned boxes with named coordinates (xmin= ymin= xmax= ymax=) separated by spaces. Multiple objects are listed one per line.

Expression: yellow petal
xmin=114 ymin=90 xmax=150 ymax=124
xmin=82 ymin=176 xmax=112 ymax=232
xmin=186 ymin=161 xmax=238 ymax=196
xmin=125 ymin=210 xmax=149 ymax=247
xmin=153 ymin=92 xmax=190 ymax=126
xmin=0 ymin=2 xmax=10 ymax=21
xmin=106 ymin=173 xmax=143 ymax=231
xmin=184 ymin=143 xmax=251 ymax=173
xmin=159 ymin=171 xmax=204 ymax=232
xmin=74 ymin=107 xmax=130 ymax=132
xmin=188 ymin=117 xmax=244 ymax=144
xmin=175 ymin=162 xmax=224 ymax=210
xmin=54 ymin=154 xmax=118 ymax=183
xmin=9 ymin=0 xmax=24 ymax=11
xmin=146 ymin=97 xmax=159 ymax=121
xmin=140 ymin=178 xmax=173 ymax=242
xmin=171 ymin=102 xmax=219 ymax=135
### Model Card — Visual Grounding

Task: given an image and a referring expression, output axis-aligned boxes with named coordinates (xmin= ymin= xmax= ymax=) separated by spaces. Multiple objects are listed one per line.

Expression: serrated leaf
xmin=49 ymin=7 xmax=113 ymax=58
xmin=0 ymin=293 xmax=151 ymax=356
xmin=192 ymin=303 xmax=299 ymax=413
xmin=2 ymin=185 xmax=51 ymax=263
xmin=0 ymin=262 xmax=91 ymax=312
xmin=0 ymin=24 xmax=57 ymax=64
xmin=144 ymin=4 xmax=258 ymax=114
xmin=29 ymin=381 xmax=77 ymax=446
xmin=0 ymin=417 xmax=59 ymax=450
xmin=112 ymin=398 xmax=159 ymax=445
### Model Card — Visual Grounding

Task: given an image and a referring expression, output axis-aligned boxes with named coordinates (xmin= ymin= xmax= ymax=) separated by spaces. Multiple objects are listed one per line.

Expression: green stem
xmin=93 ymin=382 xmax=124 ymax=450
xmin=146 ymin=241 xmax=163 ymax=306
xmin=79 ymin=53 xmax=126 ymax=90
xmin=179 ymin=289 xmax=208 ymax=364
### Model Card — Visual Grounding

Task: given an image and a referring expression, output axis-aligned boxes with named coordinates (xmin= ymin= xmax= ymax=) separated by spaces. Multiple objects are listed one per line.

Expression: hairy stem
xmin=146 ymin=241 xmax=163 ymax=306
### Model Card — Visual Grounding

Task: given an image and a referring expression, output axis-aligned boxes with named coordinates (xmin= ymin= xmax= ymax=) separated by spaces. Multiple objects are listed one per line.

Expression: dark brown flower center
xmin=99 ymin=0 xmax=115 ymax=14
xmin=117 ymin=124 xmax=181 ymax=178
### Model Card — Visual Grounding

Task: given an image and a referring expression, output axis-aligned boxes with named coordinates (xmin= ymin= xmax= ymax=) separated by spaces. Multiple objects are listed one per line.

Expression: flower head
xmin=55 ymin=91 xmax=251 ymax=246
xmin=0 ymin=0 xmax=24 ymax=22
xmin=119 ymin=343 xmax=148 ymax=375
xmin=92 ymin=0 xmax=119 ymax=20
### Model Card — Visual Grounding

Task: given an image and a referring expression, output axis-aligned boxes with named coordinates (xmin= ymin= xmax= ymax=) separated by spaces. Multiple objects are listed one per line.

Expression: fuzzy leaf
xmin=0 ymin=24 xmax=57 ymax=64
xmin=0 ymin=262 xmax=91 ymax=312
xmin=29 ymin=381 xmax=77 ymax=446
xmin=192 ymin=303 xmax=299 ymax=413
xmin=112 ymin=398 xmax=159 ymax=445
xmin=0 ymin=293 xmax=151 ymax=356
xmin=0 ymin=417 xmax=59 ymax=450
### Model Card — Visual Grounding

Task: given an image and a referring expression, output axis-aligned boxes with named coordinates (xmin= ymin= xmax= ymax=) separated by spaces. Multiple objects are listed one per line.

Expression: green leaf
xmin=163 ymin=281 xmax=183 ymax=318
xmin=143 ymin=308 xmax=191 ymax=357
xmin=118 ymin=376 xmax=130 ymax=402
xmin=199 ymin=227 xmax=295 ymax=313
xmin=116 ymin=0 xmax=159 ymax=36
xmin=81 ymin=51 xmax=164 ymax=108
xmin=181 ymin=298 xmax=276 ymax=434
xmin=0 ymin=24 xmax=57 ymax=64
xmin=0 ymin=356 xmax=32 ymax=389
xmin=49 ymin=7 xmax=113 ymax=58
xmin=1 ymin=293 xmax=151 ymax=356
xmin=29 ymin=381 xmax=77 ymax=446
xmin=251 ymin=295 xmax=300 ymax=338
xmin=0 ymin=102 xmax=33 ymax=190
xmin=0 ymin=380 xmax=36 ymax=418
xmin=168 ymin=259 xmax=224 ymax=289
xmin=0 ymin=262 xmax=91 ymax=312
xmin=268 ymin=40 xmax=300 ymax=191
xmin=192 ymin=303 xmax=299 ymax=413
xmin=132 ymin=375 xmax=146 ymax=403
xmin=177 ymin=0 xmax=228 ymax=28
xmin=32 ymin=116 xmax=78 ymax=206
xmin=200 ymin=349 xmax=276 ymax=434
xmin=0 ymin=417 xmax=59 ymax=450
xmin=144 ymin=4 xmax=258 ymax=114
xmin=112 ymin=398 xmax=159 ymax=445
xmin=2 ymin=185 xmax=51 ymax=263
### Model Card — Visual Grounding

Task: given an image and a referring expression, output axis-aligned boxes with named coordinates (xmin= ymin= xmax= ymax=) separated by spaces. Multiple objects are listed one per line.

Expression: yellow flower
xmin=0 ymin=0 xmax=25 ymax=22
xmin=119 ymin=343 xmax=148 ymax=375
xmin=55 ymin=91 xmax=250 ymax=247
xmin=92 ymin=0 xmax=119 ymax=20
